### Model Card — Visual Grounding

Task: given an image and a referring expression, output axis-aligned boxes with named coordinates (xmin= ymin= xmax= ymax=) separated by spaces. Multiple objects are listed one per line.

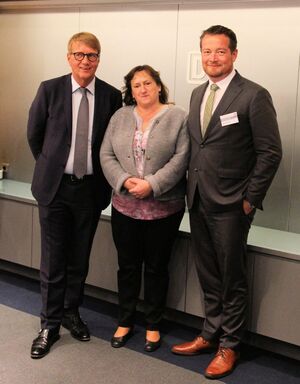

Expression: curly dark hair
xmin=123 ymin=64 xmax=169 ymax=106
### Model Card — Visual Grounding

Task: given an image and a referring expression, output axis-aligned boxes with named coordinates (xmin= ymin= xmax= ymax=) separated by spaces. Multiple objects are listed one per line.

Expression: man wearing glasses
xmin=27 ymin=32 xmax=122 ymax=358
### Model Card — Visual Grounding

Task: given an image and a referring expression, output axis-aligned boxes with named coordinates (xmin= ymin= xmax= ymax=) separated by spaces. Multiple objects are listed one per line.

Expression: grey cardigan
xmin=100 ymin=105 xmax=190 ymax=202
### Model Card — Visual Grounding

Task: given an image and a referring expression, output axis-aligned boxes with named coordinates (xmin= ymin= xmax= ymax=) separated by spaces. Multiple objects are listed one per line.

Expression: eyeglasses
xmin=71 ymin=52 xmax=99 ymax=62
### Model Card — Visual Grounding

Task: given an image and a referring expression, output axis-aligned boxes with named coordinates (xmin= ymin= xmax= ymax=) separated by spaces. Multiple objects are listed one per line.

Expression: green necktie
xmin=202 ymin=83 xmax=219 ymax=135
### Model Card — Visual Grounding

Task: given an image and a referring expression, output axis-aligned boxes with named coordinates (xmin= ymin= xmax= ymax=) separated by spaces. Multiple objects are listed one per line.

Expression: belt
xmin=62 ymin=174 xmax=94 ymax=183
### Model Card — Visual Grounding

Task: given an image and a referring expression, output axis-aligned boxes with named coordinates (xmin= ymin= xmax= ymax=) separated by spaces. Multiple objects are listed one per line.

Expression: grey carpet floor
xmin=0 ymin=304 xmax=224 ymax=384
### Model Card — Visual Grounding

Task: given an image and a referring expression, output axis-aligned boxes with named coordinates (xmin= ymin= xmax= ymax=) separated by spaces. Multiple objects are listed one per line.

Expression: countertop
xmin=1 ymin=179 xmax=299 ymax=261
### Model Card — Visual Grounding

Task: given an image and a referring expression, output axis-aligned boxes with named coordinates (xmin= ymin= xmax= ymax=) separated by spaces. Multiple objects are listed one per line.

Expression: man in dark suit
xmin=27 ymin=32 xmax=122 ymax=359
xmin=172 ymin=25 xmax=282 ymax=379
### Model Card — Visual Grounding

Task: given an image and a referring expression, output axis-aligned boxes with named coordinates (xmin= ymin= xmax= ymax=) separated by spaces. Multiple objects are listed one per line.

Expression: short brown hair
xmin=200 ymin=25 xmax=237 ymax=52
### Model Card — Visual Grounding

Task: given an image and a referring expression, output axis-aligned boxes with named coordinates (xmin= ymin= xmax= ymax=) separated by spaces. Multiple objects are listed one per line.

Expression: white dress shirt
xmin=200 ymin=69 xmax=236 ymax=129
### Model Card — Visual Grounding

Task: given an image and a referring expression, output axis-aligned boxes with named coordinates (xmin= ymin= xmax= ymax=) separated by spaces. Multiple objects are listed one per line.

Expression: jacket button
xmin=146 ymin=156 xmax=150 ymax=160
xmin=200 ymin=144 xmax=204 ymax=148
xmin=194 ymin=168 xmax=198 ymax=172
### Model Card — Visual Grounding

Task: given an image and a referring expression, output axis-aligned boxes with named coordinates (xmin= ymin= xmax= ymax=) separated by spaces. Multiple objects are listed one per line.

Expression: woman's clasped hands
xmin=124 ymin=177 xmax=152 ymax=199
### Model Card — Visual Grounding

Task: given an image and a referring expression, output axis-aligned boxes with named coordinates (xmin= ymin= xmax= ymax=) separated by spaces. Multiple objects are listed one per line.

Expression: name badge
xmin=220 ymin=112 xmax=239 ymax=127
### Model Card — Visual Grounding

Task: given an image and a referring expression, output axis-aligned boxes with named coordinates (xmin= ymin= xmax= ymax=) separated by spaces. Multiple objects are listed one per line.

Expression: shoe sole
xmin=70 ymin=333 xmax=90 ymax=342
xmin=204 ymin=368 xmax=234 ymax=380
xmin=111 ymin=341 xmax=126 ymax=348
xmin=144 ymin=345 xmax=161 ymax=353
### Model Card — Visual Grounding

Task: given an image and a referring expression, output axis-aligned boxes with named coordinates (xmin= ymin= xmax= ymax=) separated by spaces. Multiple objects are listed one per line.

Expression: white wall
xmin=0 ymin=2 xmax=299 ymax=232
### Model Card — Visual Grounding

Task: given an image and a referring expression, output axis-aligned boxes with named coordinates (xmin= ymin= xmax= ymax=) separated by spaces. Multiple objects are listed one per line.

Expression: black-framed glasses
xmin=72 ymin=52 xmax=99 ymax=62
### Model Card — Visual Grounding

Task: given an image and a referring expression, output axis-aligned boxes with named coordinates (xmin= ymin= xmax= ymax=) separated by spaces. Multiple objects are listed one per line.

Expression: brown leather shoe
xmin=171 ymin=336 xmax=215 ymax=355
xmin=205 ymin=347 xmax=239 ymax=379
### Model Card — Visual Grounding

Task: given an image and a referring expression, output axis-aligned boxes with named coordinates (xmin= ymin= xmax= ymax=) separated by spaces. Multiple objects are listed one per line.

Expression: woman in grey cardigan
xmin=100 ymin=65 xmax=189 ymax=352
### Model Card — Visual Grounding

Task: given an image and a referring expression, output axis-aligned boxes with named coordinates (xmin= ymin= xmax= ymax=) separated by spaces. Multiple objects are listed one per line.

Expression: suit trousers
xmin=111 ymin=206 xmax=184 ymax=330
xmin=189 ymin=192 xmax=255 ymax=349
xmin=38 ymin=176 xmax=100 ymax=328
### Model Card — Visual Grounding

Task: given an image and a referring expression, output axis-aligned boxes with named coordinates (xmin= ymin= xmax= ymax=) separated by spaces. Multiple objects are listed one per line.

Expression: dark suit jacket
xmin=187 ymin=72 xmax=282 ymax=211
xmin=27 ymin=74 xmax=122 ymax=211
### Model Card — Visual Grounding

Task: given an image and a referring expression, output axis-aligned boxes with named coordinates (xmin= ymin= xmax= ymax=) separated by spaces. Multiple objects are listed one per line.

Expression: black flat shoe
xmin=144 ymin=338 xmax=161 ymax=352
xmin=111 ymin=329 xmax=134 ymax=348
xmin=31 ymin=328 xmax=60 ymax=359
xmin=62 ymin=313 xmax=90 ymax=341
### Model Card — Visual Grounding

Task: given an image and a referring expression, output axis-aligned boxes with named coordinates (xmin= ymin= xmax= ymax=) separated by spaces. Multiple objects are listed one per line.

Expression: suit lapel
xmin=205 ymin=73 xmax=243 ymax=136
xmin=64 ymin=75 xmax=73 ymax=142
xmin=92 ymin=78 xmax=104 ymax=145
xmin=189 ymin=82 xmax=207 ymax=144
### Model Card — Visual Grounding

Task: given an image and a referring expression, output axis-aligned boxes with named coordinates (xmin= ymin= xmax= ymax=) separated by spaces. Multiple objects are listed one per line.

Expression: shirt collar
xmin=71 ymin=75 xmax=95 ymax=95
xmin=209 ymin=69 xmax=236 ymax=90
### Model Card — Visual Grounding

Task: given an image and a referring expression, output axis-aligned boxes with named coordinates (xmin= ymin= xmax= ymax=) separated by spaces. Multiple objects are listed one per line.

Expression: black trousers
xmin=190 ymin=194 xmax=255 ymax=349
xmin=111 ymin=207 xmax=184 ymax=330
xmin=38 ymin=176 xmax=100 ymax=329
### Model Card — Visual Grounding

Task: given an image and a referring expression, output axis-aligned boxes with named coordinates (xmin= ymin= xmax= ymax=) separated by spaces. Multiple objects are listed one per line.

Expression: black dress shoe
xmin=144 ymin=338 xmax=161 ymax=352
xmin=62 ymin=313 xmax=90 ymax=341
xmin=111 ymin=329 xmax=134 ymax=348
xmin=31 ymin=328 xmax=60 ymax=359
